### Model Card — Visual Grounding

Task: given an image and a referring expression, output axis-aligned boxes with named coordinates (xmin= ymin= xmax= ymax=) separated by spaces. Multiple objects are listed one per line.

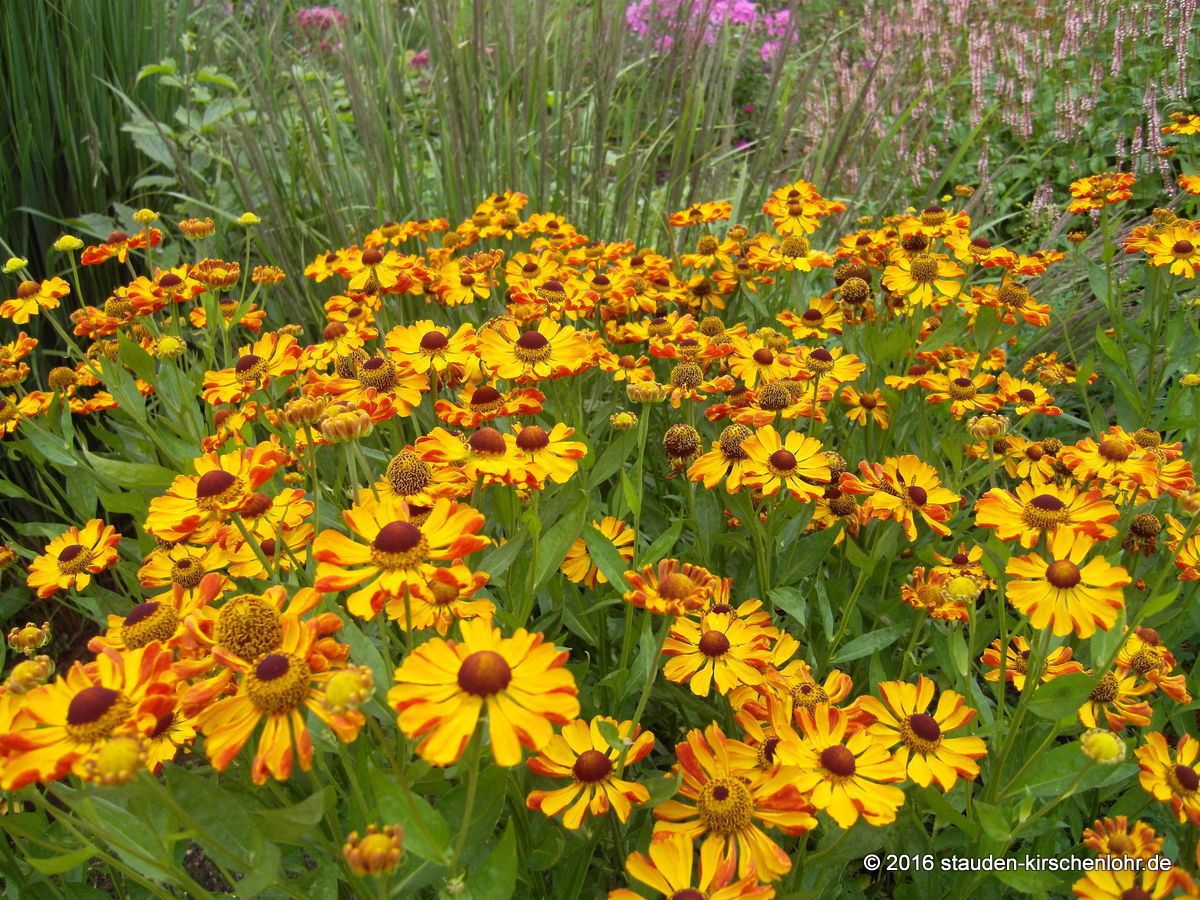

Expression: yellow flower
xmin=1081 ymin=728 xmax=1126 ymax=764
xmin=237 ymin=212 xmax=261 ymax=226
xmin=53 ymin=235 xmax=84 ymax=252
xmin=387 ymin=618 xmax=580 ymax=767
xmin=3 ymin=257 xmax=28 ymax=274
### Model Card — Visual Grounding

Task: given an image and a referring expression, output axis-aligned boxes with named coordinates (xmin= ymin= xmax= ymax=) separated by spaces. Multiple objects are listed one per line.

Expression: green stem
xmin=448 ymin=725 xmax=485 ymax=878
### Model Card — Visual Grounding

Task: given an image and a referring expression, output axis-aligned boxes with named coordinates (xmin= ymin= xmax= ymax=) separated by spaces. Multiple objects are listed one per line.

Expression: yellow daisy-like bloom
xmin=781 ymin=703 xmax=906 ymax=829
xmin=1135 ymin=732 xmax=1200 ymax=826
xmin=838 ymin=455 xmax=961 ymax=541
xmin=26 ymin=519 xmax=122 ymax=599
xmin=0 ymin=641 xmax=175 ymax=790
xmin=416 ymin=425 xmax=525 ymax=488
xmin=623 ymin=558 xmax=722 ymax=615
xmin=841 ymin=386 xmax=889 ymax=429
xmin=918 ymin=370 xmax=1000 ymax=417
xmin=1004 ymin=529 xmax=1130 ymax=638
xmin=1071 ymin=866 xmax=1195 ymax=900
xmin=397 ymin=564 xmax=493 ymax=636
xmin=1067 ymin=172 xmax=1135 ymax=214
xmin=727 ymin=336 xmax=796 ymax=389
xmin=387 ymin=618 xmax=580 ymax=767
xmin=201 ymin=331 xmax=302 ymax=405
xmin=526 ymin=716 xmax=654 ymax=829
xmin=313 ymin=490 xmax=489 ymax=623
xmin=510 ymin=423 xmax=588 ymax=488
xmin=974 ymin=480 xmax=1119 ymax=548
xmin=740 ymin=426 xmax=830 ymax=501
xmin=561 ymin=517 xmax=635 ymax=588
xmin=652 ymin=723 xmax=816 ymax=882
xmin=0 ymin=277 xmax=71 ymax=324
xmin=476 ymin=317 xmax=593 ymax=382
xmin=1179 ymin=174 xmax=1200 ymax=196
xmin=663 ymin=611 xmax=773 ymax=696
xmin=777 ymin=297 xmax=844 ymax=340
xmin=688 ymin=424 xmax=755 ymax=493
xmin=609 ymin=832 xmax=776 ymax=900
xmin=981 ymin=635 xmax=1084 ymax=692
xmin=384 ymin=319 xmax=476 ymax=375
xmin=881 ymin=252 xmax=963 ymax=308
xmin=1144 ymin=224 xmax=1200 ymax=278
xmin=857 ymin=676 xmax=986 ymax=792
xmin=1077 ymin=670 xmax=1153 ymax=732
xmin=194 ymin=615 xmax=363 ymax=784
xmin=145 ymin=440 xmax=288 ymax=543
xmin=1082 ymin=816 xmax=1163 ymax=859
xmin=342 ymin=824 xmax=404 ymax=876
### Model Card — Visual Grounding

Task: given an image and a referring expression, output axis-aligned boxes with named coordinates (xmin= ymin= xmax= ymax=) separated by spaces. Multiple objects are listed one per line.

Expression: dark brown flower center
xmin=471 ymin=386 xmax=502 ymax=406
xmin=196 ymin=470 xmax=237 ymax=499
xmin=374 ymin=521 xmax=422 ymax=553
xmin=68 ymin=686 xmax=120 ymax=725
xmin=698 ymin=630 xmax=731 ymax=657
xmin=469 ymin=427 xmax=507 ymax=455
xmin=516 ymin=426 xmax=550 ymax=452
xmin=457 ymin=650 xmax=512 ymax=696
xmin=420 ymin=330 xmax=449 ymax=351
xmin=572 ymin=749 xmax=614 ymax=783
xmin=256 ymin=653 xmax=290 ymax=680
xmin=821 ymin=744 xmax=856 ymax=777
xmin=907 ymin=485 xmax=928 ymax=506
xmin=752 ymin=348 xmax=774 ymax=365
xmin=59 ymin=544 xmax=86 ymax=563
xmin=769 ymin=449 xmax=797 ymax=472
xmin=908 ymin=713 xmax=941 ymax=742
xmin=124 ymin=602 xmax=160 ymax=626
xmin=361 ymin=248 xmax=384 ymax=266
xmin=1175 ymin=764 xmax=1199 ymax=793
xmin=516 ymin=330 xmax=549 ymax=350
xmin=1045 ymin=560 xmax=1082 ymax=589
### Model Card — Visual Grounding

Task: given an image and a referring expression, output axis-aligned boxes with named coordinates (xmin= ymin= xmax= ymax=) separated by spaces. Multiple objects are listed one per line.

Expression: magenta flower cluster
xmin=624 ymin=0 xmax=792 ymax=61
xmin=294 ymin=5 xmax=346 ymax=55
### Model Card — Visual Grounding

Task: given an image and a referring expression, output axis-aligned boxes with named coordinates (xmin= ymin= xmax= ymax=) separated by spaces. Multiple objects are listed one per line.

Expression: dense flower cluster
xmin=0 ymin=162 xmax=1198 ymax=895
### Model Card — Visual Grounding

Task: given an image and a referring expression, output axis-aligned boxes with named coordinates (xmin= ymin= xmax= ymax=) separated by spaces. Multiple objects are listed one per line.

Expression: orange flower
xmin=146 ymin=440 xmax=288 ymax=543
xmin=387 ymin=618 xmax=580 ymax=767
xmin=526 ymin=716 xmax=654 ymax=829
xmin=0 ymin=278 xmax=70 ymax=325
xmin=623 ymin=559 xmax=722 ymax=615
xmin=194 ymin=615 xmax=363 ymax=784
xmin=838 ymin=455 xmax=961 ymax=541
xmin=80 ymin=228 xmax=162 ymax=265
xmin=1004 ymin=530 xmax=1130 ymax=638
xmin=26 ymin=520 xmax=122 ymax=599
xmin=202 ymin=331 xmax=302 ymax=405
xmin=561 ymin=517 xmax=635 ymax=588
xmin=1067 ymin=172 xmax=1135 ymax=214
xmin=981 ymin=635 xmax=1084 ymax=692
xmin=652 ymin=723 xmax=816 ymax=881
xmin=974 ymin=480 xmax=1118 ymax=548
xmin=313 ymin=491 xmax=488 ymax=622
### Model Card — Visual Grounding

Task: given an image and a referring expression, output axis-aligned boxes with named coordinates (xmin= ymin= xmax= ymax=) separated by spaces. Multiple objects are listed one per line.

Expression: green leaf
xmin=251 ymin=787 xmax=331 ymax=844
xmin=581 ymin=523 xmax=631 ymax=589
xmin=367 ymin=766 xmax=452 ymax=863
xmin=19 ymin=421 xmax=78 ymax=467
xmin=462 ymin=822 xmax=517 ymax=900
xmin=769 ymin=586 xmax=806 ymax=628
xmin=83 ymin=451 xmax=175 ymax=490
xmin=775 ymin=524 xmax=840 ymax=584
xmin=535 ymin=493 xmax=588 ymax=589
xmin=621 ymin=470 xmax=641 ymax=518
xmin=1027 ymin=672 xmax=1092 ymax=721
xmin=972 ymin=799 xmax=1010 ymax=841
xmin=135 ymin=59 xmax=178 ymax=83
xmin=643 ymin=520 xmax=684 ymax=565
xmin=643 ymin=770 xmax=681 ymax=806
xmin=830 ymin=624 xmax=908 ymax=664
xmin=27 ymin=846 xmax=97 ymax=875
